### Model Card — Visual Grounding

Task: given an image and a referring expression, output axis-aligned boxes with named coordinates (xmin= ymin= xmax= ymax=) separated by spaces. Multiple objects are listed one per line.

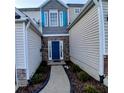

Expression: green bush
xmin=71 ymin=63 xmax=82 ymax=72
xmin=84 ymin=84 xmax=100 ymax=93
xmin=77 ymin=71 xmax=90 ymax=82
xmin=31 ymin=73 xmax=43 ymax=84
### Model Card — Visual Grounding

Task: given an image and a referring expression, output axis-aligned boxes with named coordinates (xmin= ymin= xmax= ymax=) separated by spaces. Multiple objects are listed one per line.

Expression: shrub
xmin=77 ymin=71 xmax=90 ymax=82
xmin=71 ymin=63 xmax=82 ymax=72
xmin=84 ymin=84 xmax=100 ymax=93
xmin=31 ymin=73 xmax=43 ymax=84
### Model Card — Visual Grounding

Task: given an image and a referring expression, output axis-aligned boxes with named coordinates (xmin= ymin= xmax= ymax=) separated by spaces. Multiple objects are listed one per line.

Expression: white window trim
xmin=49 ymin=10 xmax=59 ymax=27
xmin=44 ymin=11 xmax=48 ymax=27
xmin=48 ymin=41 xmax=52 ymax=60
xmin=48 ymin=40 xmax=63 ymax=60
xmin=74 ymin=8 xmax=81 ymax=14
xmin=59 ymin=11 xmax=63 ymax=27
xmin=60 ymin=41 xmax=63 ymax=60
xmin=43 ymin=34 xmax=69 ymax=37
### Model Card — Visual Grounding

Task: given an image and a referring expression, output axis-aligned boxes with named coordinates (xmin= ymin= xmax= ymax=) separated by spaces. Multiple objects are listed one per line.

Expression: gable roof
xmin=15 ymin=8 xmax=42 ymax=36
xmin=19 ymin=7 xmax=40 ymax=11
xmin=40 ymin=0 xmax=68 ymax=8
xmin=15 ymin=8 xmax=27 ymax=18
xmin=67 ymin=4 xmax=84 ymax=7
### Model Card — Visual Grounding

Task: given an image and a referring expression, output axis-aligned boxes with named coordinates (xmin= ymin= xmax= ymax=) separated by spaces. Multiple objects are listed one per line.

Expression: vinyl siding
xmin=69 ymin=5 xmax=100 ymax=80
xmin=102 ymin=1 xmax=108 ymax=54
xmin=27 ymin=26 xmax=42 ymax=79
xmin=23 ymin=11 xmax=41 ymax=25
xmin=41 ymin=0 xmax=68 ymax=34
xmin=15 ymin=22 xmax=26 ymax=69
xmin=68 ymin=7 xmax=83 ymax=24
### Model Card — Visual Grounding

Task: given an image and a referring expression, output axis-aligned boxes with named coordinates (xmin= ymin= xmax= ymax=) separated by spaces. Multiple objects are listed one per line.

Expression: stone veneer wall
xmin=16 ymin=69 xmax=28 ymax=86
xmin=42 ymin=36 xmax=69 ymax=62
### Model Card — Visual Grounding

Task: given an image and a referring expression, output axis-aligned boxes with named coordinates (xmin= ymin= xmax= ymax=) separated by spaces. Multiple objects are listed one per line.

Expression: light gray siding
xmin=102 ymin=1 xmax=108 ymax=54
xmin=27 ymin=26 xmax=42 ymax=79
xmin=15 ymin=22 xmax=26 ymax=69
xmin=68 ymin=7 xmax=83 ymax=24
xmin=69 ymin=5 xmax=100 ymax=80
xmin=22 ymin=11 xmax=40 ymax=24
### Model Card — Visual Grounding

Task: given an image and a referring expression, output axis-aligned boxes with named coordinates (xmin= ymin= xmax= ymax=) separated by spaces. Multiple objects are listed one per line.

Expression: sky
xmin=15 ymin=0 xmax=88 ymax=8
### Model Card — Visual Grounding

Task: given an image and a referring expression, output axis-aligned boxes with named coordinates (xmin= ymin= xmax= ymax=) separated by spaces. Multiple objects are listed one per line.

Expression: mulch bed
xmin=16 ymin=62 xmax=51 ymax=93
xmin=64 ymin=61 xmax=108 ymax=93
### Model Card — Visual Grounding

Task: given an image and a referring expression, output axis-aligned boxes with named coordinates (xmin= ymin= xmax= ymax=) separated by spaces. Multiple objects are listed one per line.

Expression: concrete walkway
xmin=39 ymin=66 xmax=70 ymax=93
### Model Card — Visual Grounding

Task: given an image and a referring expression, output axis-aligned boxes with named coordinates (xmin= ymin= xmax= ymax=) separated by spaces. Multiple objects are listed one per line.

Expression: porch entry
xmin=48 ymin=40 xmax=63 ymax=61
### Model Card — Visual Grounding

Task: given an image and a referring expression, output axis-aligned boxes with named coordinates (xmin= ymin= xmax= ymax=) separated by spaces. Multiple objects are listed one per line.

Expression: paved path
xmin=39 ymin=66 xmax=70 ymax=93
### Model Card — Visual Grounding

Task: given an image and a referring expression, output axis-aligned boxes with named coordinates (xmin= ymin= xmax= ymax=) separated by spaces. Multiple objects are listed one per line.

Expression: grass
xmin=84 ymin=83 xmax=100 ymax=93
xmin=77 ymin=71 xmax=91 ymax=82
xmin=30 ymin=61 xmax=49 ymax=85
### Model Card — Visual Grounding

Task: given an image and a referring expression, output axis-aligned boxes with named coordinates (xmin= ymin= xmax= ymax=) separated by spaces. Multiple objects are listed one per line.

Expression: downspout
xmin=93 ymin=0 xmax=105 ymax=83
xmin=25 ymin=20 xmax=30 ymax=80
xmin=98 ymin=0 xmax=105 ymax=83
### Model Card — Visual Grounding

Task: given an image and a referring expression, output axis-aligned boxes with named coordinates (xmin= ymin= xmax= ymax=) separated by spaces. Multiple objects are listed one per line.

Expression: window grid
xmin=49 ymin=10 xmax=58 ymax=27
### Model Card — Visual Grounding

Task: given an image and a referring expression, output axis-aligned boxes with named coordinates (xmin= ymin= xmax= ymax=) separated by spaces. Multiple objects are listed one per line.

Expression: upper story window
xmin=74 ymin=8 xmax=81 ymax=14
xmin=44 ymin=12 xmax=48 ymax=27
xmin=49 ymin=10 xmax=58 ymax=27
xmin=59 ymin=11 xmax=63 ymax=27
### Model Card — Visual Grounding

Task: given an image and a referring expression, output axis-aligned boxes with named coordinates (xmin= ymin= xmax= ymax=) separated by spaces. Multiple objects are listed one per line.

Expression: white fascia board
xmin=39 ymin=0 xmax=68 ymax=8
xmin=43 ymin=34 xmax=69 ymax=37
xmin=57 ymin=0 xmax=68 ymax=8
xmin=15 ymin=8 xmax=26 ymax=17
xmin=15 ymin=18 xmax=28 ymax=22
xmin=39 ymin=0 xmax=50 ymax=8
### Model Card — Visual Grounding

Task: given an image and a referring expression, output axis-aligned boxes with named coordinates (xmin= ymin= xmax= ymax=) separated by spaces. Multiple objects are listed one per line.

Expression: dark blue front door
xmin=52 ymin=41 xmax=60 ymax=60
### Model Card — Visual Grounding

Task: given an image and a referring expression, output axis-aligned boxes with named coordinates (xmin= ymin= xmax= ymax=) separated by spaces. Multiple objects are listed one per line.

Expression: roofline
xmin=67 ymin=4 xmax=84 ymax=7
xmin=19 ymin=7 xmax=40 ymax=11
xmin=67 ymin=0 xmax=95 ymax=30
xmin=15 ymin=8 xmax=26 ymax=17
xmin=40 ymin=0 xmax=68 ymax=8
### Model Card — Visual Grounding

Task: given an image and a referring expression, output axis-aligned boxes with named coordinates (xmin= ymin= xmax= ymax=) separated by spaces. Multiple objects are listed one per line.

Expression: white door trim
xmin=48 ymin=40 xmax=63 ymax=60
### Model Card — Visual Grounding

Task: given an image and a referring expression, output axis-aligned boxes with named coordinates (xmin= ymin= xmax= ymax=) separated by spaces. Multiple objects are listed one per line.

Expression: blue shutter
xmin=41 ymin=11 xmax=44 ymax=27
xmin=63 ymin=11 xmax=67 ymax=27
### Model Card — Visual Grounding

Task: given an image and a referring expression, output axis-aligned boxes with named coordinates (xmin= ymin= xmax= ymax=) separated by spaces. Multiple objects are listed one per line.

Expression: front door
xmin=52 ymin=41 xmax=60 ymax=60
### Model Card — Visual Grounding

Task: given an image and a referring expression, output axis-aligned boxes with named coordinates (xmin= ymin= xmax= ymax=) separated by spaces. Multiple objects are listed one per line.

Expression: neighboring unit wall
xmin=22 ymin=10 xmax=40 ymax=24
xmin=102 ymin=1 xmax=108 ymax=55
xmin=68 ymin=7 xmax=83 ymax=24
xmin=27 ymin=26 xmax=42 ymax=79
xmin=69 ymin=5 xmax=100 ymax=80
xmin=15 ymin=22 xmax=28 ymax=86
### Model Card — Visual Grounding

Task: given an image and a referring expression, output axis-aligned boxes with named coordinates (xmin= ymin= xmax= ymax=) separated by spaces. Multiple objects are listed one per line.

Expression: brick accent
xmin=16 ymin=69 xmax=28 ymax=86
xmin=42 ymin=36 xmax=70 ymax=62
xmin=104 ymin=55 xmax=108 ymax=75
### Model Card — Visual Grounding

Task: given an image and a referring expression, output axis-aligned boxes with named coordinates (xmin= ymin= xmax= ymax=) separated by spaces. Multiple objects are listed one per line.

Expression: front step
xmin=48 ymin=60 xmax=66 ymax=65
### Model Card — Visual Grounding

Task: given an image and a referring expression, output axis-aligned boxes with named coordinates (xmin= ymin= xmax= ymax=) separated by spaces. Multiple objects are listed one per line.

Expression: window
xmin=74 ymin=8 xmax=81 ymax=14
xmin=59 ymin=11 xmax=63 ymax=27
xmin=44 ymin=12 xmax=48 ymax=27
xmin=49 ymin=10 xmax=58 ymax=27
